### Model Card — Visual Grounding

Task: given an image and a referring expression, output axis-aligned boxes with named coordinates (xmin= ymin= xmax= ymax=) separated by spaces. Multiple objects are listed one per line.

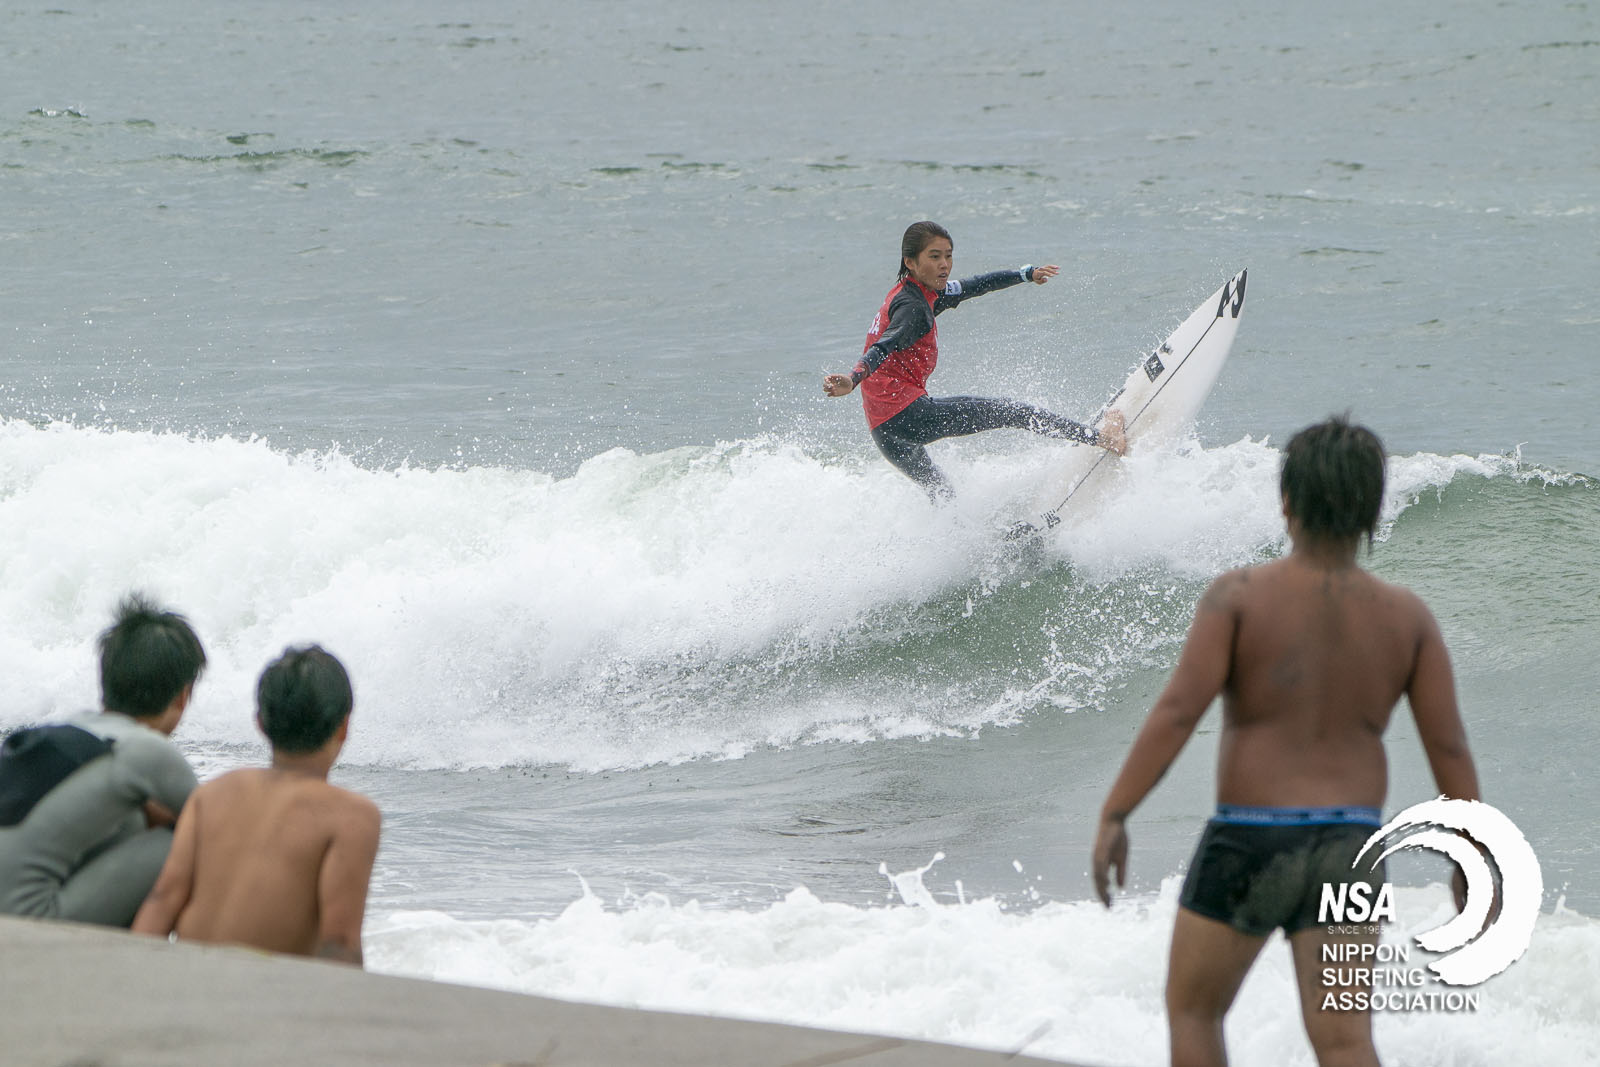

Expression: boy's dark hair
xmin=256 ymin=645 xmax=354 ymax=754
xmin=897 ymin=220 xmax=952 ymax=278
xmin=98 ymin=594 xmax=207 ymax=719
xmin=1280 ymin=415 xmax=1387 ymax=546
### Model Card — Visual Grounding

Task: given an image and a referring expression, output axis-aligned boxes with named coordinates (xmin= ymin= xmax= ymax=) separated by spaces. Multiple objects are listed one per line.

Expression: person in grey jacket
xmin=0 ymin=594 xmax=206 ymax=926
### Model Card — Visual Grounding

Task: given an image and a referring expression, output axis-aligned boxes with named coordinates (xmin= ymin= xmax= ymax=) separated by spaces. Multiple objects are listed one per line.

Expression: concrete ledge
xmin=0 ymin=916 xmax=1081 ymax=1066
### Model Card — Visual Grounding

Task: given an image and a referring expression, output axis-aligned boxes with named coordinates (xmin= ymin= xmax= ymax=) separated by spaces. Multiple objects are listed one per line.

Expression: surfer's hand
xmin=822 ymin=373 xmax=855 ymax=398
xmin=143 ymin=798 xmax=177 ymax=829
xmin=1092 ymin=815 xmax=1129 ymax=907
xmin=1098 ymin=409 xmax=1127 ymax=455
xmin=1030 ymin=264 xmax=1060 ymax=285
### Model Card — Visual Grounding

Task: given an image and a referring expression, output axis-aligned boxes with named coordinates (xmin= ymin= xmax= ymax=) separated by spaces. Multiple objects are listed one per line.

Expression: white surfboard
xmin=1020 ymin=269 xmax=1247 ymax=535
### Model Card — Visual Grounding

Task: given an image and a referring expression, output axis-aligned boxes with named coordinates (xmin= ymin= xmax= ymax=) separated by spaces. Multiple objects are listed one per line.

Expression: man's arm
xmin=131 ymin=792 xmax=202 ymax=936
xmin=1092 ymin=572 xmax=1240 ymax=905
xmin=1406 ymin=602 xmax=1479 ymax=802
xmin=1405 ymin=598 xmax=1481 ymax=913
xmin=314 ymin=796 xmax=382 ymax=967
xmin=122 ymin=731 xmax=199 ymax=819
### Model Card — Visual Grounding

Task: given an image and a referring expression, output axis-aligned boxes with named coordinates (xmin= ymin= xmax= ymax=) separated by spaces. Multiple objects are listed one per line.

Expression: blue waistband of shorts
xmin=1212 ymin=804 xmax=1383 ymax=827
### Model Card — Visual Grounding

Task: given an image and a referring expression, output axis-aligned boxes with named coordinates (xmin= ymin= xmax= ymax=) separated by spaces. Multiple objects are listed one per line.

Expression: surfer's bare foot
xmin=1099 ymin=410 xmax=1127 ymax=455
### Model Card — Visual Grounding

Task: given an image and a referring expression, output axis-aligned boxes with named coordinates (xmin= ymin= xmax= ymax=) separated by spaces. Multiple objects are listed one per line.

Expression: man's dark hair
xmin=256 ymin=645 xmax=353 ymax=754
xmin=98 ymin=594 xmax=207 ymax=719
xmin=1280 ymin=415 xmax=1387 ymax=546
xmin=897 ymin=220 xmax=952 ymax=278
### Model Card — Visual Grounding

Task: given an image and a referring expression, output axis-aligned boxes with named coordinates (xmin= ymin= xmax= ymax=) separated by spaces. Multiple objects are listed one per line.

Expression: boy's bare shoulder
xmin=269 ymin=779 xmax=380 ymax=842
xmin=1197 ymin=563 xmax=1265 ymax=610
xmin=320 ymin=783 xmax=381 ymax=831
xmin=1368 ymin=572 xmax=1442 ymax=632
xmin=191 ymin=767 xmax=272 ymax=798
xmin=1357 ymin=567 xmax=1431 ymax=610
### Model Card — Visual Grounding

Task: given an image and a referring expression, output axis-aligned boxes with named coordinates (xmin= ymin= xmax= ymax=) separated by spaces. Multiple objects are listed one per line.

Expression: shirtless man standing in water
xmin=134 ymin=646 xmax=380 ymax=966
xmin=1092 ymin=416 xmax=1481 ymax=1067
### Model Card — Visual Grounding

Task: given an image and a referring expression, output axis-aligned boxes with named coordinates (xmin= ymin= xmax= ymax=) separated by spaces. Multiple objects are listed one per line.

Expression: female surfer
xmin=823 ymin=220 xmax=1125 ymax=498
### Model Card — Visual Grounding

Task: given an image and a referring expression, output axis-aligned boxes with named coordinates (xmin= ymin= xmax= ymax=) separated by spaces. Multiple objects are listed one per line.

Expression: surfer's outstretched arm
xmin=933 ymin=263 xmax=1060 ymax=312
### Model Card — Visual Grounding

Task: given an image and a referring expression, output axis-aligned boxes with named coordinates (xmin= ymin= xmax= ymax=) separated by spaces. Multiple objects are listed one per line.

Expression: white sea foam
xmin=364 ymin=866 xmax=1600 ymax=1067
xmin=0 ymin=417 xmax=1557 ymax=772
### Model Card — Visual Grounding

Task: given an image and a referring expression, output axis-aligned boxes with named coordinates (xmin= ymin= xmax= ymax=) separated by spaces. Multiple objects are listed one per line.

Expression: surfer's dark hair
xmin=898 ymin=221 xmax=952 ymax=278
xmin=1280 ymin=415 xmax=1386 ymax=547
xmin=98 ymin=593 xmax=207 ymax=719
xmin=256 ymin=645 xmax=353 ymax=754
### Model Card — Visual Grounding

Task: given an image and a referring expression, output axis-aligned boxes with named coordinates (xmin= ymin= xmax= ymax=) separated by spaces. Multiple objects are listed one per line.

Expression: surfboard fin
xmin=1004 ymin=509 xmax=1062 ymax=542
xmin=1003 ymin=521 xmax=1037 ymax=542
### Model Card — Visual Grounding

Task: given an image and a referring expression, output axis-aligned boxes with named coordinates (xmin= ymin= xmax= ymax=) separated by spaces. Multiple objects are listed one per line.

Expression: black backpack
xmin=0 ymin=724 xmax=115 ymax=827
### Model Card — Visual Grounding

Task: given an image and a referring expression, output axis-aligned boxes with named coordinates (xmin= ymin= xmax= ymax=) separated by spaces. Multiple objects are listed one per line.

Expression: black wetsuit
xmin=872 ymin=395 xmax=1100 ymax=498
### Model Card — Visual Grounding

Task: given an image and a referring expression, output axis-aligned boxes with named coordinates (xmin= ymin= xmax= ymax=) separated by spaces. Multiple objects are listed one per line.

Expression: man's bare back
xmin=156 ymin=769 xmax=379 ymax=962
xmin=1091 ymin=539 xmax=1478 ymax=856
xmin=1202 ymin=548 xmax=1467 ymax=811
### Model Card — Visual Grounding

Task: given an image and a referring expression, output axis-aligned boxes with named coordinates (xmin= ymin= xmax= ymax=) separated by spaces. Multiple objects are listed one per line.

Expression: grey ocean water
xmin=4 ymin=0 xmax=1599 ymax=1047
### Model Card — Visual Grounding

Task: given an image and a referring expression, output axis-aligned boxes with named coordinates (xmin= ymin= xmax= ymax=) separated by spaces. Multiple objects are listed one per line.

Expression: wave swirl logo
xmin=1353 ymin=798 xmax=1542 ymax=986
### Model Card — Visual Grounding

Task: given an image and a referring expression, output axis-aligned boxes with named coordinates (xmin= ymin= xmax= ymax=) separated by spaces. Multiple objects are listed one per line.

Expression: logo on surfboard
xmin=1142 ymin=343 xmax=1171 ymax=382
xmin=1216 ymin=272 xmax=1246 ymax=319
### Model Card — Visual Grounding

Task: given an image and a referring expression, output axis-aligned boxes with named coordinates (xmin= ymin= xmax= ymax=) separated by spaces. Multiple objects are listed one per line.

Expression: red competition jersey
xmin=856 ymin=277 xmax=940 ymax=428
xmin=851 ymin=268 xmax=1032 ymax=428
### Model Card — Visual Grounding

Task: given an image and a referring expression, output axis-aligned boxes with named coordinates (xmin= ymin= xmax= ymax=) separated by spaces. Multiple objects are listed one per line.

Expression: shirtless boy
xmin=134 ymin=646 xmax=380 ymax=966
xmin=1091 ymin=417 xmax=1481 ymax=1067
